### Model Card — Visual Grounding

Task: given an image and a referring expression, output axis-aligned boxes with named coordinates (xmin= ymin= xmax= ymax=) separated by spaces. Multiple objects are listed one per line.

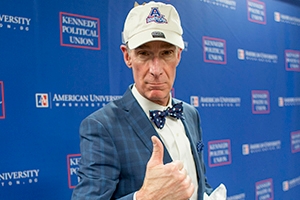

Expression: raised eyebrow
xmin=162 ymin=47 xmax=177 ymax=54
xmin=135 ymin=44 xmax=151 ymax=50
xmin=161 ymin=44 xmax=176 ymax=49
xmin=133 ymin=44 xmax=176 ymax=54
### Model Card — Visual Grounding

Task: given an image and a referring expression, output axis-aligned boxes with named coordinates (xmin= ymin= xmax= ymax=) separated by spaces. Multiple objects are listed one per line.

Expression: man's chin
xmin=146 ymin=90 xmax=170 ymax=105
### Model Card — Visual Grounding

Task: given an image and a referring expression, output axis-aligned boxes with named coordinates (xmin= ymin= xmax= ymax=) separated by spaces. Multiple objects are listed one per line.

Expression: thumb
xmin=147 ymin=136 xmax=164 ymax=168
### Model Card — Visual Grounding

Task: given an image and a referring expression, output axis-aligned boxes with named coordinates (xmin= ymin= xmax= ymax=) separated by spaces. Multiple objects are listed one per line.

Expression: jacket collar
xmin=119 ymin=85 xmax=173 ymax=164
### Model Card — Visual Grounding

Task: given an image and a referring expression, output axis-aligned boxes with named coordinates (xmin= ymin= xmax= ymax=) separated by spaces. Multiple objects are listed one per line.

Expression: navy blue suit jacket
xmin=72 ymin=86 xmax=212 ymax=200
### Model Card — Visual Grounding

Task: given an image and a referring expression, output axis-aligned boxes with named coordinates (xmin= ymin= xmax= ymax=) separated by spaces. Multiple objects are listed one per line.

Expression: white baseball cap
xmin=122 ymin=1 xmax=184 ymax=49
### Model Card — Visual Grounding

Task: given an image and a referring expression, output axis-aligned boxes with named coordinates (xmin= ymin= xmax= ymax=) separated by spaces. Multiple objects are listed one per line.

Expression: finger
xmin=179 ymin=168 xmax=187 ymax=177
xmin=147 ymin=136 xmax=164 ymax=168
xmin=183 ymin=175 xmax=194 ymax=197
xmin=172 ymin=160 xmax=184 ymax=171
xmin=187 ymin=182 xmax=195 ymax=197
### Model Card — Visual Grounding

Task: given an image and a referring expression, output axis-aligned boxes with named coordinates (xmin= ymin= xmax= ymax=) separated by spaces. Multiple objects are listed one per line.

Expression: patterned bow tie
xmin=149 ymin=102 xmax=184 ymax=129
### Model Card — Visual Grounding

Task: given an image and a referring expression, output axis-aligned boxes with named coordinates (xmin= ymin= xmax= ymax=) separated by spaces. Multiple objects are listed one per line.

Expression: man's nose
xmin=149 ymin=57 xmax=163 ymax=76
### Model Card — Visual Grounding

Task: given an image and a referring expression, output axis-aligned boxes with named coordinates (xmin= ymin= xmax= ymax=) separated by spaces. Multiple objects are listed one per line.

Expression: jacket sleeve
xmin=71 ymin=117 xmax=134 ymax=200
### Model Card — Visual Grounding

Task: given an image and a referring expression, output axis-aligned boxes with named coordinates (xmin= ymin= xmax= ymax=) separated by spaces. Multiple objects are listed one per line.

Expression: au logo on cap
xmin=146 ymin=7 xmax=168 ymax=24
xmin=151 ymin=31 xmax=165 ymax=38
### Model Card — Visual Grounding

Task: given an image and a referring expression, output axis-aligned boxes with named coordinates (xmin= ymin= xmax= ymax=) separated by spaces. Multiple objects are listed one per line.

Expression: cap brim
xmin=127 ymin=29 xmax=184 ymax=49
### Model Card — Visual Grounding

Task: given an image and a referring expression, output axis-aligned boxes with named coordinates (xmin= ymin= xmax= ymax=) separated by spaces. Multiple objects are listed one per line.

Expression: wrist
xmin=136 ymin=188 xmax=152 ymax=200
xmin=135 ymin=189 xmax=144 ymax=200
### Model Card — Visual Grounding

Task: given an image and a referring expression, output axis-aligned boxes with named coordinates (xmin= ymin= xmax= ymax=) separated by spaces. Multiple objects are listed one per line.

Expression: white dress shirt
xmin=132 ymin=85 xmax=198 ymax=200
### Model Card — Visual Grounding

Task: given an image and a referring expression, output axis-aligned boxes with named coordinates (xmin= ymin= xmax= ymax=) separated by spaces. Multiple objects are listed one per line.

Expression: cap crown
xmin=122 ymin=1 xmax=184 ymax=49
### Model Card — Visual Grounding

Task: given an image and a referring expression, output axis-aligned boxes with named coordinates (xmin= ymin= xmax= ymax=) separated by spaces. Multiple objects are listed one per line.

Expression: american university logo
xmin=237 ymin=49 xmax=278 ymax=63
xmin=0 ymin=13 xmax=31 ymax=31
xmin=193 ymin=96 xmax=241 ymax=108
xmin=282 ymin=175 xmax=300 ymax=192
xmin=278 ymin=97 xmax=300 ymax=107
xmin=0 ymin=169 xmax=40 ymax=187
xmin=199 ymin=0 xmax=237 ymax=10
xmin=274 ymin=12 xmax=300 ymax=27
xmin=190 ymin=96 xmax=199 ymax=107
xmin=227 ymin=193 xmax=246 ymax=200
xmin=35 ymin=92 xmax=122 ymax=109
xmin=0 ymin=81 xmax=5 ymax=119
xmin=60 ymin=12 xmax=100 ymax=50
xmin=146 ymin=7 xmax=167 ymax=24
xmin=242 ymin=140 xmax=281 ymax=155
xmin=35 ymin=93 xmax=49 ymax=108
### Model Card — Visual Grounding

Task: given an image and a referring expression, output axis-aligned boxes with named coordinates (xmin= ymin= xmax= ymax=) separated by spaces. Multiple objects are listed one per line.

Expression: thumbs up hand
xmin=136 ymin=136 xmax=195 ymax=200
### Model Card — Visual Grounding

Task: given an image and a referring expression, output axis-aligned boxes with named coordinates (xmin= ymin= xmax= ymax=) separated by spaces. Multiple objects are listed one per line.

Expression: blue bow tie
xmin=149 ymin=102 xmax=184 ymax=129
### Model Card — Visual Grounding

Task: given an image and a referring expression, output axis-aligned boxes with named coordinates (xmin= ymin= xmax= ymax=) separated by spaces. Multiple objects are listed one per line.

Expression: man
xmin=72 ymin=1 xmax=214 ymax=199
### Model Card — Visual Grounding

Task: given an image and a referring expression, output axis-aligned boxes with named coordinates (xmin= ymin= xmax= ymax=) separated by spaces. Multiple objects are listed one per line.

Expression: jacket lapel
xmin=120 ymin=87 xmax=173 ymax=164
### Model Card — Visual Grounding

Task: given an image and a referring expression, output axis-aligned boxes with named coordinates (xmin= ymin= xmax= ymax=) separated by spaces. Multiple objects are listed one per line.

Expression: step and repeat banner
xmin=1 ymin=0 xmax=299 ymax=199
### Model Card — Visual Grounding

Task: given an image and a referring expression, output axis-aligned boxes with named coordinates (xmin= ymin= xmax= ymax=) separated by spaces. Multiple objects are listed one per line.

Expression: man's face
xmin=121 ymin=41 xmax=182 ymax=106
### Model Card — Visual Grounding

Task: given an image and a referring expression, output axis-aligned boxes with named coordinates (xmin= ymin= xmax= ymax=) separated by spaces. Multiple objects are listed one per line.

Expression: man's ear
xmin=120 ymin=45 xmax=132 ymax=68
xmin=176 ymin=48 xmax=183 ymax=67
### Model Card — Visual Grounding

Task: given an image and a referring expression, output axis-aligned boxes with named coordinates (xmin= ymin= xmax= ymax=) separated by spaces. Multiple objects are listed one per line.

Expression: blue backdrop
xmin=1 ymin=0 xmax=300 ymax=199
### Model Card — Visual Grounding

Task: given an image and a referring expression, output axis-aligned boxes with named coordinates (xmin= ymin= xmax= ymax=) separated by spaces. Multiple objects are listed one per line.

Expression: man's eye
xmin=138 ymin=51 xmax=149 ymax=56
xmin=162 ymin=50 xmax=174 ymax=56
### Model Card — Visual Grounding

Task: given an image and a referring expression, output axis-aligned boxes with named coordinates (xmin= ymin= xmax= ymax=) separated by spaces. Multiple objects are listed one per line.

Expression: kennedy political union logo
xmin=0 ymin=81 xmax=5 ymax=119
xmin=67 ymin=154 xmax=81 ymax=189
xmin=291 ymin=131 xmax=300 ymax=153
xmin=252 ymin=90 xmax=270 ymax=114
xmin=247 ymin=0 xmax=266 ymax=25
xmin=208 ymin=139 xmax=231 ymax=167
xmin=203 ymin=36 xmax=226 ymax=64
xmin=255 ymin=179 xmax=274 ymax=200
xmin=285 ymin=50 xmax=300 ymax=72
xmin=60 ymin=12 xmax=100 ymax=50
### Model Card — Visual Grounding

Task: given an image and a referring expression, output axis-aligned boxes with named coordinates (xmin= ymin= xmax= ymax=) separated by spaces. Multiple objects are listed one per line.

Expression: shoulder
xmin=82 ymin=87 xmax=137 ymax=123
